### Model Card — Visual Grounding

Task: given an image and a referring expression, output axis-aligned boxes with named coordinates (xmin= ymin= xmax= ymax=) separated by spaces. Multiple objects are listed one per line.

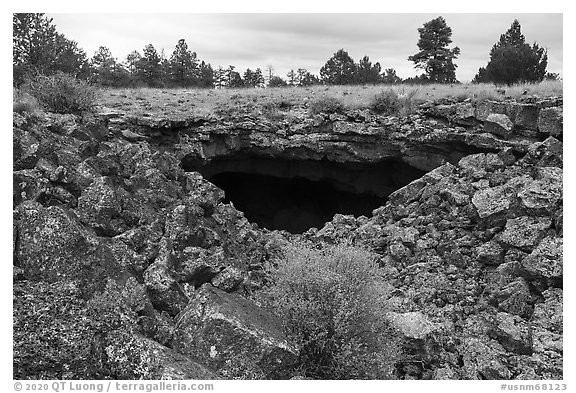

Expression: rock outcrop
xmin=303 ymin=134 xmax=562 ymax=379
xmin=13 ymin=95 xmax=562 ymax=380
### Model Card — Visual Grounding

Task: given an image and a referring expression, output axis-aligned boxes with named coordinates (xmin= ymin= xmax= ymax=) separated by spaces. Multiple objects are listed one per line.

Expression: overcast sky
xmin=44 ymin=13 xmax=563 ymax=83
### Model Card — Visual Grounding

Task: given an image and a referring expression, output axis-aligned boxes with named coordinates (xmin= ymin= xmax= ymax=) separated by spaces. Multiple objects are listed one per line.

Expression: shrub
xmin=308 ymin=96 xmax=344 ymax=115
xmin=23 ymin=72 xmax=99 ymax=114
xmin=370 ymin=89 xmax=401 ymax=115
xmin=263 ymin=242 xmax=400 ymax=379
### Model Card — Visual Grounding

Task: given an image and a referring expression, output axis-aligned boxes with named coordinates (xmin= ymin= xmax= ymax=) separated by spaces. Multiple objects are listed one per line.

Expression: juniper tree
xmin=473 ymin=20 xmax=548 ymax=85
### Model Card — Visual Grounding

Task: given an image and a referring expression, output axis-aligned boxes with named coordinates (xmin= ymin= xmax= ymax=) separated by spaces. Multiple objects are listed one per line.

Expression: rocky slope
xmin=13 ymin=96 xmax=562 ymax=379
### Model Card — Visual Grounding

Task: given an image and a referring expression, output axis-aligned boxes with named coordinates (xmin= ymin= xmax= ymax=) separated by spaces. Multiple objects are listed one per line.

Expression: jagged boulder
xmin=489 ymin=312 xmax=533 ymax=355
xmin=494 ymin=278 xmax=534 ymax=318
xmin=520 ymin=236 xmax=562 ymax=281
xmin=518 ymin=169 xmax=562 ymax=215
xmin=143 ymin=239 xmax=189 ymax=317
xmin=14 ymin=201 xmax=128 ymax=295
xmin=484 ymin=113 xmax=513 ymax=138
xmin=497 ymin=216 xmax=552 ymax=251
xmin=538 ymin=107 xmax=563 ymax=138
xmin=101 ymin=333 xmax=219 ymax=379
xmin=460 ymin=338 xmax=511 ymax=379
xmin=77 ymin=176 xmax=128 ymax=236
xmin=530 ymin=288 xmax=563 ymax=358
xmin=172 ymin=284 xmax=297 ymax=379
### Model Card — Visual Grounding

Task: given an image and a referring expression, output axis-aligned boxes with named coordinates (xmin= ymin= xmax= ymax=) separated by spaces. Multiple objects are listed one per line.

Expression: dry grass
xmin=98 ymin=80 xmax=563 ymax=119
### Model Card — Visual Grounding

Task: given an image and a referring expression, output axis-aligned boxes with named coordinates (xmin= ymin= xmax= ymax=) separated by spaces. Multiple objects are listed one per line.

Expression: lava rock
xmin=143 ymin=240 xmax=189 ymax=317
xmin=14 ymin=201 xmax=124 ymax=291
xmin=460 ymin=337 xmax=511 ymax=379
xmin=476 ymin=240 xmax=505 ymax=266
xmin=471 ymin=184 xmax=513 ymax=221
xmin=458 ymin=153 xmax=505 ymax=174
xmin=385 ymin=311 xmax=437 ymax=340
xmin=124 ymin=335 xmax=219 ymax=379
xmin=490 ymin=312 xmax=533 ymax=355
xmin=484 ymin=113 xmax=513 ymax=138
xmin=530 ymin=288 xmax=563 ymax=357
xmin=172 ymin=284 xmax=297 ymax=379
xmin=77 ymin=176 xmax=127 ymax=236
xmin=495 ymin=278 xmax=534 ymax=318
xmin=537 ymin=107 xmax=563 ymax=138
xmin=211 ymin=266 xmax=246 ymax=292
xmin=522 ymin=137 xmax=563 ymax=168
xmin=511 ymin=103 xmax=539 ymax=130
xmin=518 ymin=174 xmax=562 ymax=215
xmin=497 ymin=216 xmax=552 ymax=251
xmin=520 ymin=236 xmax=562 ymax=281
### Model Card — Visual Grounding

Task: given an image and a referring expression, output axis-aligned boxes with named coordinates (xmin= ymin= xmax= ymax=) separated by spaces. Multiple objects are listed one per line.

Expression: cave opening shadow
xmin=210 ymin=172 xmax=385 ymax=234
xmin=182 ymin=155 xmax=427 ymax=234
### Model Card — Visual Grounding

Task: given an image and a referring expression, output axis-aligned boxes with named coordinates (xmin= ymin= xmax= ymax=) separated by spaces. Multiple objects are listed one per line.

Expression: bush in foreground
xmin=23 ymin=72 xmax=98 ymax=115
xmin=264 ymin=242 xmax=400 ymax=379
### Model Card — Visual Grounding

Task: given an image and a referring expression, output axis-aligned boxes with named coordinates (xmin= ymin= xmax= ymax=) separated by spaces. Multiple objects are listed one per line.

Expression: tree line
xmin=13 ymin=14 xmax=558 ymax=89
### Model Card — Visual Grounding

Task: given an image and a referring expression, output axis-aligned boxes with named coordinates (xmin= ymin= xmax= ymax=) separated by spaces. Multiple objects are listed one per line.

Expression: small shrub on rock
xmin=23 ymin=72 xmax=98 ymax=115
xmin=370 ymin=89 xmax=401 ymax=115
xmin=308 ymin=96 xmax=344 ymax=115
xmin=264 ymin=242 xmax=400 ymax=379
xmin=370 ymin=89 xmax=420 ymax=116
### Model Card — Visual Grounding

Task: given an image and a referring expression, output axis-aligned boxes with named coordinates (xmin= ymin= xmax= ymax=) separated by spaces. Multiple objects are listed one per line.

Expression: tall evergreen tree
xmin=408 ymin=16 xmax=460 ymax=83
xmin=320 ymin=49 xmax=357 ymax=85
xmin=13 ymin=13 xmax=89 ymax=83
xmin=473 ymin=20 xmax=548 ymax=85
xmin=225 ymin=65 xmax=244 ymax=88
xmin=214 ymin=66 xmax=225 ymax=88
xmin=287 ymin=69 xmax=297 ymax=86
xmin=125 ymin=50 xmax=141 ymax=76
xmin=169 ymin=39 xmax=198 ymax=87
xmin=135 ymin=44 xmax=163 ymax=87
xmin=355 ymin=55 xmax=381 ymax=84
xmin=198 ymin=61 xmax=214 ymax=88
xmin=91 ymin=46 xmax=119 ymax=86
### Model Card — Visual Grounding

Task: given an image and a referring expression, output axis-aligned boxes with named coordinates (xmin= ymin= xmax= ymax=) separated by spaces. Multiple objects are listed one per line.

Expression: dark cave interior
xmin=182 ymin=155 xmax=426 ymax=233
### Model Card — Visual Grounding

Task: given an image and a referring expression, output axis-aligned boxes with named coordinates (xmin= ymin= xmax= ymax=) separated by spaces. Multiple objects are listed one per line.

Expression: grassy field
xmin=95 ymin=80 xmax=562 ymax=119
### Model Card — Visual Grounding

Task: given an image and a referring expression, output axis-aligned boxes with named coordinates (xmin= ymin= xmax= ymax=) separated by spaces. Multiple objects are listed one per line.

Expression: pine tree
xmin=91 ymin=46 xmax=117 ymax=86
xmin=408 ymin=16 xmax=460 ymax=83
xmin=296 ymin=69 xmax=320 ymax=86
xmin=13 ymin=13 xmax=89 ymax=83
xmin=381 ymin=68 xmax=402 ymax=84
xmin=320 ymin=49 xmax=357 ymax=85
xmin=473 ymin=20 xmax=548 ymax=85
xmin=355 ymin=55 xmax=381 ymax=84
xmin=268 ymin=76 xmax=287 ymax=87
xmin=125 ymin=51 xmax=141 ymax=76
xmin=226 ymin=65 xmax=243 ymax=88
xmin=169 ymin=39 xmax=198 ymax=87
xmin=287 ymin=69 xmax=297 ymax=86
xmin=252 ymin=68 xmax=265 ymax=88
xmin=135 ymin=44 xmax=163 ymax=87
xmin=198 ymin=61 xmax=214 ymax=88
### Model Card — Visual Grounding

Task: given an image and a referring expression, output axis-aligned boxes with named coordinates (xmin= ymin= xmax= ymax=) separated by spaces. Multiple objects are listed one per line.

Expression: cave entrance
xmin=182 ymin=155 xmax=426 ymax=234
